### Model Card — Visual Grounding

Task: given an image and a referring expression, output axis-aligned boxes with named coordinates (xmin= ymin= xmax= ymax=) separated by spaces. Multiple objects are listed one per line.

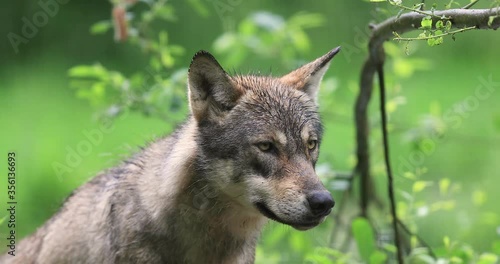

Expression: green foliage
xmin=213 ymin=11 xmax=325 ymax=68
xmin=70 ymin=1 xmax=189 ymax=122
xmin=351 ymin=217 xmax=389 ymax=264
xmin=386 ymin=1 xmax=480 ymax=47
xmin=305 ymin=247 xmax=353 ymax=264
xmin=90 ymin=20 xmax=113 ymax=35
xmin=352 ymin=217 xmax=377 ymax=262
xmin=73 ymin=5 xmax=324 ymax=124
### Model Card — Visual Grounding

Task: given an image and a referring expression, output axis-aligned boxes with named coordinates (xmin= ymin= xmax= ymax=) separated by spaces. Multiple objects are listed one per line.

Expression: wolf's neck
xmin=180 ymin=173 xmax=267 ymax=236
xmin=173 ymin=174 xmax=266 ymax=263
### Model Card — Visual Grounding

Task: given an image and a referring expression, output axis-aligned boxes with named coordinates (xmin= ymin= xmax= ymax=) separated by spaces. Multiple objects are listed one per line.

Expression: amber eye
xmin=257 ymin=142 xmax=273 ymax=152
xmin=307 ymin=140 xmax=317 ymax=150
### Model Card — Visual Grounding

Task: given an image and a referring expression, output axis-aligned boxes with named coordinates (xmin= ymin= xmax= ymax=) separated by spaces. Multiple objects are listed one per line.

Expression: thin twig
xmin=390 ymin=1 xmax=449 ymax=19
xmin=463 ymin=0 xmax=480 ymax=9
xmin=393 ymin=26 xmax=477 ymax=41
xmin=377 ymin=63 xmax=403 ymax=263
xmin=397 ymin=219 xmax=436 ymax=259
xmin=329 ymin=167 xmax=358 ymax=249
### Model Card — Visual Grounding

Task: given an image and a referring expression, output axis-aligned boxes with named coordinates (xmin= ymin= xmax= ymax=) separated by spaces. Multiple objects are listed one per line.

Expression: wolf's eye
xmin=256 ymin=142 xmax=273 ymax=152
xmin=307 ymin=140 xmax=317 ymax=150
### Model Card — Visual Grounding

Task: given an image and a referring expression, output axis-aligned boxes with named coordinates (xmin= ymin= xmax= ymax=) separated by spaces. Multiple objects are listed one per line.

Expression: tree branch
xmin=369 ymin=7 xmax=500 ymax=50
xmin=354 ymin=6 xmax=500 ymax=262
xmin=393 ymin=26 xmax=477 ymax=41
xmin=377 ymin=60 xmax=404 ymax=263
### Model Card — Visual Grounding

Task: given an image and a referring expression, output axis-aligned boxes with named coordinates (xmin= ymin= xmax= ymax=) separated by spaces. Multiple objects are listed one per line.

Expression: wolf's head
xmin=188 ymin=48 xmax=340 ymax=230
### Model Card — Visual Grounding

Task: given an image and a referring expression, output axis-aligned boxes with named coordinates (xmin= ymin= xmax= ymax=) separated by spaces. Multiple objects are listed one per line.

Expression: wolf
xmin=1 ymin=47 xmax=340 ymax=264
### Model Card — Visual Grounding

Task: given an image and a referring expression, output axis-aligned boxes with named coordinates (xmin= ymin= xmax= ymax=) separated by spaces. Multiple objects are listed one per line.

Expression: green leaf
xmin=472 ymin=190 xmax=487 ymax=206
xmin=450 ymin=256 xmax=464 ymax=264
xmin=186 ymin=0 xmax=210 ymax=17
xmin=169 ymin=45 xmax=185 ymax=56
xmin=305 ymin=254 xmax=333 ymax=264
xmin=421 ymin=16 xmax=433 ymax=29
xmin=239 ymin=19 xmax=257 ymax=35
xmin=403 ymin=172 xmax=416 ymax=180
xmin=68 ymin=64 xmax=109 ymax=80
xmin=383 ymin=243 xmax=397 ymax=253
xmin=434 ymin=36 xmax=443 ymax=45
xmin=409 ymin=254 xmax=435 ymax=264
xmin=159 ymin=31 xmax=169 ymax=45
xmin=436 ymin=20 xmax=444 ymax=29
xmin=289 ymin=232 xmax=305 ymax=253
xmin=352 ymin=217 xmax=376 ymax=263
xmin=288 ymin=12 xmax=325 ymax=29
xmin=386 ymin=100 xmax=398 ymax=113
xmin=160 ymin=49 xmax=174 ymax=68
xmin=369 ymin=251 xmax=387 ymax=264
xmin=426 ymin=38 xmax=435 ymax=46
xmin=439 ymin=178 xmax=451 ymax=195
xmin=411 ymin=236 xmax=418 ymax=248
xmin=445 ymin=20 xmax=453 ymax=31
xmin=443 ymin=236 xmax=451 ymax=249
xmin=154 ymin=5 xmax=176 ymax=21
xmin=488 ymin=16 xmax=499 ymax=27
xmin=427 ymin=35 xmax=443 ymax=46
xmin=149 ymin=57 xmax=161 ymax=72
xmin=393 ymin=58 xmax=431 ymax=78
xmin=213 ymin=33 xmax=237 ymax=53
xmin=90 ymin=20 xmax=112 ymax=35
xmin=289 ymin=29 xmax=310 ymax=52
xmin=413 ymin=181 xmax=431 ymax=193
xmin=477 ymin=253 xmax=498 ymax=264
xmin=492 ymin=241 xmax=500 ymax=255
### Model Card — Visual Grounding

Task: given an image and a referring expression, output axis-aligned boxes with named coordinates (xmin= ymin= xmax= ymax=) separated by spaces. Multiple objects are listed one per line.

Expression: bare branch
xmin=354 ymin=7 xmax=500 ymax=262
xmin=377 ymin=62 xmax=404 ymax=263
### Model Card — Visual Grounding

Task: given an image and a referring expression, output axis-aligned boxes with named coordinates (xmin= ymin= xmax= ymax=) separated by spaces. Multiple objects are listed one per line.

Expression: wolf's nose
xmin=307 ymin=191 xmax=335 ymax=217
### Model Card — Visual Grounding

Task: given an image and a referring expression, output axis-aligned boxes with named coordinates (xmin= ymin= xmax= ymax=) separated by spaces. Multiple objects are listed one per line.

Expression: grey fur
xmin=0 ymin=47 xmax=340 ymax=264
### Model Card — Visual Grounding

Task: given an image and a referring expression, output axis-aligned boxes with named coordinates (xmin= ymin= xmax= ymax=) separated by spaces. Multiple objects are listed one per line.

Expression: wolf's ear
xmin=280 ymin=47 xmax=340 ymax=103
xmin=188 ymin=51 xmax=242 ymax=121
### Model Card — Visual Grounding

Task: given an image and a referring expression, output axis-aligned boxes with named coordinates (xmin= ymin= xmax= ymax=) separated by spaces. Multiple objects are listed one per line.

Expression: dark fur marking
xmin=250 ymin=158 xmax=271 ymax=178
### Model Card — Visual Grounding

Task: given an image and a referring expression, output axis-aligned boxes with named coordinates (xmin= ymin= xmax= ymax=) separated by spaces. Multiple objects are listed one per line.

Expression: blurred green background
xmin=1 ymin=0 xmax=499 ymax=263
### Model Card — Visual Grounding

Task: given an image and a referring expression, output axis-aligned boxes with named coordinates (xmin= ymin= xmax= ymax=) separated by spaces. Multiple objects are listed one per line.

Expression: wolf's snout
xmin=306 ymin=191 xmax=335 ymax=217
